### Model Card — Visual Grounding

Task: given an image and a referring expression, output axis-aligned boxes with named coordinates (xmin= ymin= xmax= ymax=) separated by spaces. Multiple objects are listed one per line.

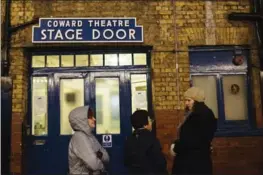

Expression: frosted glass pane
xmin=90 ymin=54 xmax=103 ymax=66
xmin=131 ymin=74 xmax=148 ymax=113
xmin=119 ymin=54 xmax=132 ymax=66
xmin=60 ymin=79 xmax=84 ymax=135
xmin=32 ymin=77 xmax=48 ymax=136
xmin=192 ymin=75 xmax=218 ymax=119
xmin=32 ymin=56 xmax=45 ymax=67
xmin=76 ymin=55 xmax=89 ymax=67
xmin=105 ymin=54 xmax=118 ymax=66
xmin=96 ymin=78 xmax=120 ymax=134
xmin=61 ymin=55 xmax=74 ymax=67
xmin=222 ymin=75 xmax=247 ymax=120
xmin=46 ymin=55 xmax=59 ymax=67
xmin=134 ymin=53 xmax=147 ymax=65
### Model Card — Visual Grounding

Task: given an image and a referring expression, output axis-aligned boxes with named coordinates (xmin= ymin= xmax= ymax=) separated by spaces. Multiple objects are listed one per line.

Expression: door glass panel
xmin=61 ymin=55 xmax=74 ymax=67
xmin=32 ymin=56 xmax=45 ymax=67
xmin=131 ymin=74 xmax=148 ymax=113
xmin=105 ymin=54 xmax=118 ymax=66
xmin=192 ymin=75 xmax=219 ymax=118
xmin=133 ymin=53 xmax=147 ymax=65
xmin=76 ymin=55 xmax=89 ymax=67
xmin=95 ymin=78 xmax=120 ymax=134
xmin=119 ymin=54 xmax=132 ymax=66
xmin=90 ymin=54 xmax=103 ymax=66
xmin=32 ymin=77 xmax=48 ymax=136
xmin=46 ymin=55 xmax=59 ymax=67
xmin=222 ymin=75 xmax=247 ymax=120
xmin=60 ymin=79 xmax=84 ymax=135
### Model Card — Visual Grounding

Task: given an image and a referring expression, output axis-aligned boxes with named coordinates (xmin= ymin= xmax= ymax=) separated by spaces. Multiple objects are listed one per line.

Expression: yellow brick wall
xmin=5 ymin=0 xmax=263 ymax=174
xmin=1 ymin=0 xmax=6 ymax=42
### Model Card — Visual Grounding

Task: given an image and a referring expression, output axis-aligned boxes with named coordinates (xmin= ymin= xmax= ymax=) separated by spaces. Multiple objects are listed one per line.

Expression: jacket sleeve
xmin=149 ymin=138 xmax=168 ymax=174
xmin=173 ymin=113 xmax=217 ymax=153
xmin=99 ymin=146 xmax=110 ymax=163
xmin=73 ymin=133 xmax=104 ymax=171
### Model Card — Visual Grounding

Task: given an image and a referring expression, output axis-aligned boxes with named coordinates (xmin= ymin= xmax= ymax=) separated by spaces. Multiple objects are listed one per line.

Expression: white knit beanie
xmin=184 ymin=87 xmax=205 ymax=102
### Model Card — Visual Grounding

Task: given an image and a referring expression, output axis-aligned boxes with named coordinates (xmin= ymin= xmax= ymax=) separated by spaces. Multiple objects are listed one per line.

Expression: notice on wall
xmin=102 ymin=135 xmax=112 ymax=148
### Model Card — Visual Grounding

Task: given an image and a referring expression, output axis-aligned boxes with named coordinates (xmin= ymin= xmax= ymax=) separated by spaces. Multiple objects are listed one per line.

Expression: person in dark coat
xmin=170 ymin=87 xmax=217 ymax=175
xmin=124 ymin=110 xmax=168 ymax=175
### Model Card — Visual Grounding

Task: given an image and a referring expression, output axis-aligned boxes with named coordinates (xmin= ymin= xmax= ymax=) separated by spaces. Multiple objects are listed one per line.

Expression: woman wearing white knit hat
xmin=170 ymin=87 xmax=217 ymax=175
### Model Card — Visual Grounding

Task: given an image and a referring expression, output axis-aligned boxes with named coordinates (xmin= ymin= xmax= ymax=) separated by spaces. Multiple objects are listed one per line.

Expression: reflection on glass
xmin=96 ymin=78 xmax=120 ymax=134
xmin=131 ymin=74 xmax=148 ymax=113
xmin=105 ymin=54 xmax=118 ymax=66
xmin=119 ymin=54 xmax=132 ymax=66
xmin=60 ymin=79 xmax=84 ymax=135
xmin=46 ymin=55 xmax=59 ymax=67
xmin=90 ymin=54 xmax=103 ymax=66
xmin=76 ymin=55 xmax=89 ymax=67
xmin=32 ymin=77 xmax=48 ymax=136
xmin=134 ymin=53 xmax=147 ymax=65
xmin=192 ymin=75 xmax=219 ymax=118
xmin=223 ymin=75 xmax=247 ymax=120
xmin=61 ymin=55 xmax=74 ymax=67
xmin=32 ymin=56 xmax=45 ymax=67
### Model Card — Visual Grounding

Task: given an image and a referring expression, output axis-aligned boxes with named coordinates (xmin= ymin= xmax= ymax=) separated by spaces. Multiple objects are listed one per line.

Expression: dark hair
xmin=88 ymin=107 xmax=94 ymax=119
xmin=192 ymin=101 xmax=206 ymax=114
xmin=131 ymin=110 xmax=151 ymax=129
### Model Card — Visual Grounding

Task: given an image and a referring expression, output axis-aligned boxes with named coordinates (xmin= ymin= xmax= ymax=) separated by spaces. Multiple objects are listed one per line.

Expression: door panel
xmin=95 ymin=78 xmax=121 ymax=134
xmin=52 ymin=73 xmax=86 ymax=174
xmin=60 ymin=78 xmax=85 ymax=135
xmin=26 ymin=71 xmax=136 ymax=175
xmin=26 ymin=75 xmax=53 ymax=175
xmin=90 ymin=72 xmax=131 ymax=174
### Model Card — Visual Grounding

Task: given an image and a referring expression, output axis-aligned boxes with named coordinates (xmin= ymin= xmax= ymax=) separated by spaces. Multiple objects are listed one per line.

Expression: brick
xmin=7 ymin=0 xmax=263 ymax=174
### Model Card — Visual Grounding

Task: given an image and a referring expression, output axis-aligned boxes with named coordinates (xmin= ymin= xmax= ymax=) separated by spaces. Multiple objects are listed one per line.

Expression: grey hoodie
xmin=68 ymin=106 xmax=109 ymax=175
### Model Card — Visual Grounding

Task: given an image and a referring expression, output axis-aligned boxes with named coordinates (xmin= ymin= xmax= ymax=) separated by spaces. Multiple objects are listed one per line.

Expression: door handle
xmin=24 ymin=124 xmax=31 ymax=136
xmin=33 ymin=140 xmax=46 ymax=145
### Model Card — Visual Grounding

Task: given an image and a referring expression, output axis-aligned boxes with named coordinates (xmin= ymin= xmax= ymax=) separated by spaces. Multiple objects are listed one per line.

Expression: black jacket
xmin=124 ymin=129 xmax=168 ymax=175
xmin=172 ymin=102 xmax=217 ymax=175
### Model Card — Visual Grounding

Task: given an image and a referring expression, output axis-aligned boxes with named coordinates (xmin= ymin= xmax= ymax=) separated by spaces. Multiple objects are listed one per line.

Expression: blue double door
xmin=25 ymin=71 xmax=148 ymax=175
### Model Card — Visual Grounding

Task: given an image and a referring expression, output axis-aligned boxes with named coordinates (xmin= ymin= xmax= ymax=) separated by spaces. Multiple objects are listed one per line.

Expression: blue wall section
xmin=1 ymin=77 xmax=12 ymax=175
xmin=190 ymin=49 xmax=248 ymax=73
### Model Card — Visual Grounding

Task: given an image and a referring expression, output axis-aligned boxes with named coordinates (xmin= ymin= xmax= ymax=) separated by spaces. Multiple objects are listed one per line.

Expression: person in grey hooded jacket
xmin=68 ymin=106 xmax=109 ymax=175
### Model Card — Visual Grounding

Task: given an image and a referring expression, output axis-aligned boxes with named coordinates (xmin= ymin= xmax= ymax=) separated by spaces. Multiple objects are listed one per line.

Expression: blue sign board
xmin=32 ymin=18 xmax=143 ymax=43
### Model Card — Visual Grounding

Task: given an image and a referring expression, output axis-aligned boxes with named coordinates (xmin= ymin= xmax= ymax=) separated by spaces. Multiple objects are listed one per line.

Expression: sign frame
xmin=32 ymin=17 xmax=144 ymax=43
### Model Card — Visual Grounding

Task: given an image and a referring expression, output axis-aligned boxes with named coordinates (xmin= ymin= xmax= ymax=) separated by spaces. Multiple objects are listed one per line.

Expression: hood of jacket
xmin=69 ymin=106 xmax=93 ymax=136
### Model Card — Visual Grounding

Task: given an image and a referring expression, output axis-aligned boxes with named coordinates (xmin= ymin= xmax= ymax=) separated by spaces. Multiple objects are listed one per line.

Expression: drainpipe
xmin=1 ymin=0 xmax=39 ymax=77
xmin=2 ymin=0 xmax=11 ymax=77
xmin=171 ymin=0 xmax=180 ymax=110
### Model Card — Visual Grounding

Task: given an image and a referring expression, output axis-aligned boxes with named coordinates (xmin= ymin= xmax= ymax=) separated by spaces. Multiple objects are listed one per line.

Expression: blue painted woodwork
xmin=24 ymin=46 xmax=152 ymax=175
xmin=189 ymin=46 xmax=263 ymax=137
xmin=1 ymin=77 xmax=12 ymax=175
